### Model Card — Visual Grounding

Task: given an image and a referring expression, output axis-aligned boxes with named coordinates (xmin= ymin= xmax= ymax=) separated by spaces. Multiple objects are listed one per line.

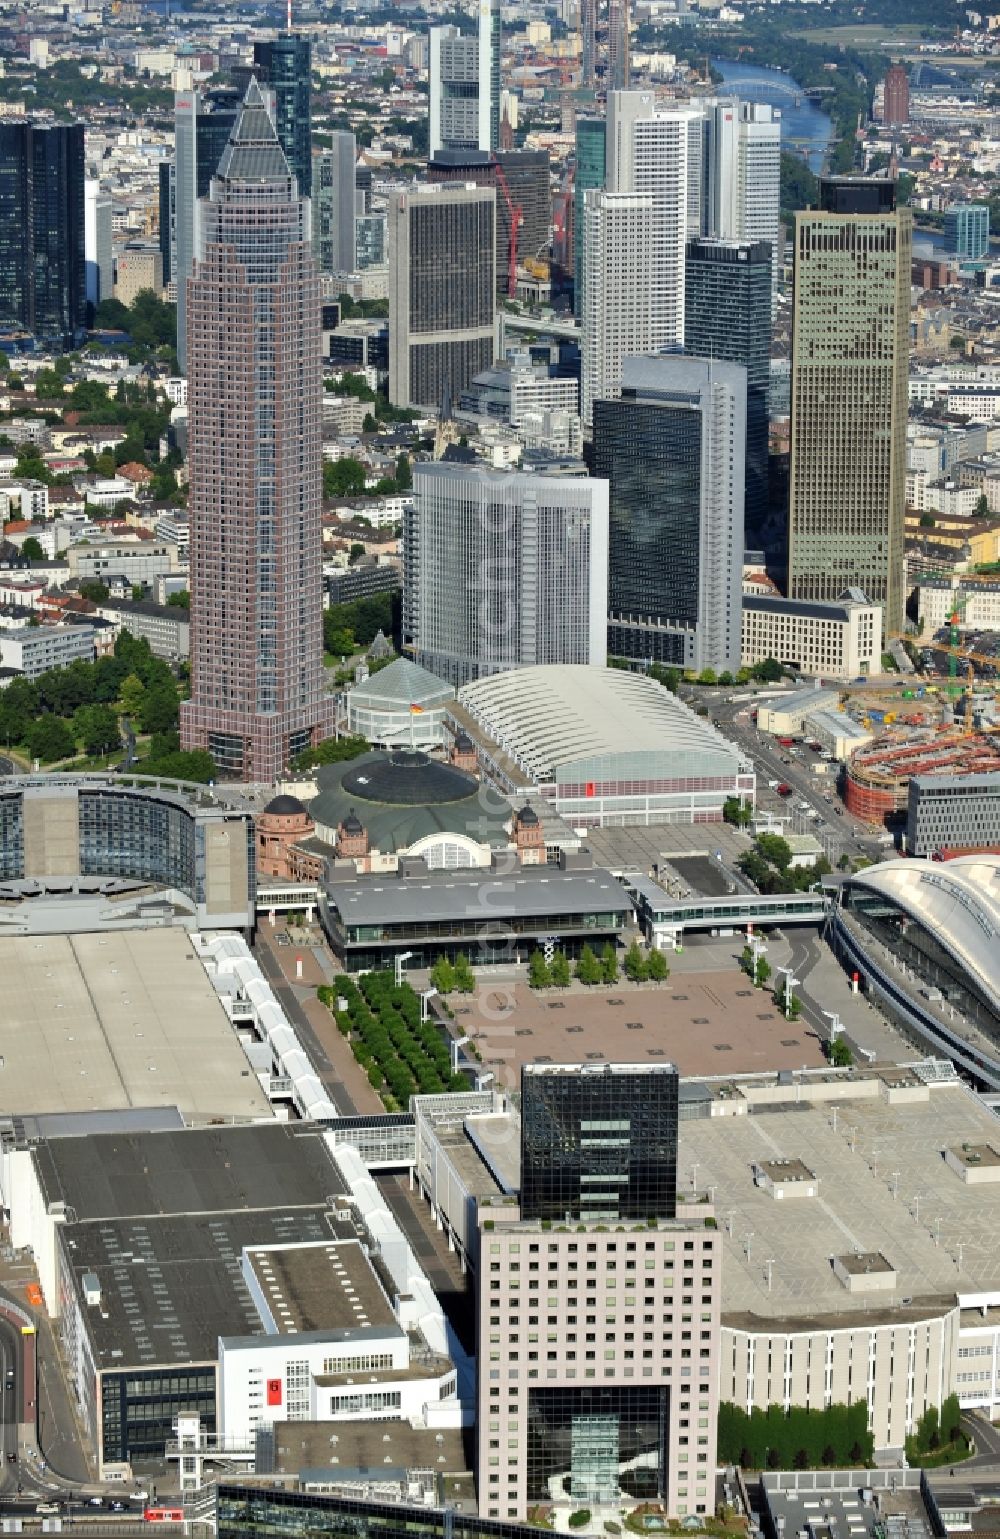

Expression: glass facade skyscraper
xmin=685 ymin=237 xmax=772 ymax=534
xmin=519 ymin=1062 xmax=679 ymax=1223
xmin=573 ymin=118 xmax=606 ymax=321
xmin=0 ymin=122 xmax=85 ymax=349
xmin=173 ymin=88 xmax=239 ymax=372
xmin=312 ymin=132 xmax=357 ymax=275
xmin=180 ymin=81 xmax=334 ymax=781
xmin=253 ymin=33 xmax=312 ymax=199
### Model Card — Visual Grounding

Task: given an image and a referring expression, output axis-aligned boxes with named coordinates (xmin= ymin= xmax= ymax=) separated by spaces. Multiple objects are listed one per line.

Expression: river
xmin=711 ymin=57 xmax=833 ymax=173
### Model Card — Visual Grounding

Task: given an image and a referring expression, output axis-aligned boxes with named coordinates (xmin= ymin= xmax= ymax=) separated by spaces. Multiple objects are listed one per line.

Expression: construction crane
xmin=891 ymin=627 xmax=1000 ymax=733
xmin=493 ymin=160 xmax=523 ymax=301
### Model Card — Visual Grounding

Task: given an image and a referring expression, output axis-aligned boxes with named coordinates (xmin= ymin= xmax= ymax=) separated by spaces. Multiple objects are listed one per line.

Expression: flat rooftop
xmin=326 ymin=864 xmax=629 ymax=927
xmin=0 ymin=931 xmax=271 ymax=1121
xmin=273 ymin=1419 xmax=471 ymax=1482
xmin=70 ymin=1208 xmax=350 ymax=1370
xmin=246 ymin=1241 xmax=395 ymax=1334
xmin=681 ymin=1082 xmax=1000 ymax=1328
xmin=450 ymin=977 xmax=826 ymax=1080
xmin=32 ymin=1122 xmax=342 ymax=1222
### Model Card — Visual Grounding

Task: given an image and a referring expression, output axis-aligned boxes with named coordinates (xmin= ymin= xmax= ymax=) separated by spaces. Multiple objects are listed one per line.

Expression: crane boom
xmin=493 ymin=160 xmax=523 ymax=300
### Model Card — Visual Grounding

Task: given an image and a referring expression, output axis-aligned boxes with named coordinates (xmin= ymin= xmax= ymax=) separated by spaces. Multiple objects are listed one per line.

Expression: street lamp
xmin=394 ymin=951 xmax=414 ymax=987
xmin=749 ymin=936 xmax=768 ymax=985
xmin=451 ymin=1034 xmax=470 ymax=1074
xmin=822 ymin=1010 xmax=843 ymax=1044
xmin=775 ymin=966 xmax=799 ymax=1020
xmin=420 ymin=987 xmax=438 ymax=1024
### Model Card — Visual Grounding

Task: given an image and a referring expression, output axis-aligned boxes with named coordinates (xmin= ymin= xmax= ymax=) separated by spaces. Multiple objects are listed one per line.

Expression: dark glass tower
xmin=574 ymin=118 xmax=606 ymax=320
xmin=519 ymin=1063 xmax=679 ymax=1223
xmin=685 ymin=237 xmax=772 ymax=534
xmin=253 ymin=33 xmax=312 ymax=198
xmin=0 ymin=122 xmax=85 ymax=349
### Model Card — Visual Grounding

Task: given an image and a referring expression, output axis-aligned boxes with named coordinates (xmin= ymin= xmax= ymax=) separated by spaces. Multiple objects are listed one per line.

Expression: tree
xmin=80 ymin=580 xmax=110 ymax=604
xmin=528 ymin=950 xmax=551 ymax=988
xmin=550 ymin=951 xmax=571 ymax=988
xmin=751 ymin=657 xmax=783 ymax=683
xmin=697 ymin=667 xmax=717 ymax=685
xmin=975 ymin=493 xmax=990 ymax=517
xmin=143 ymin=748 xmax=216 ymax=782
xmin=453 ymin=954 xmax=475 ymax=993
xmin=623 ymin=941 xmax=647 ymax=982
xmin=349 ymin=542 xmax=366 ymax=564
xmin=575 ymin=944 xmax=603 ymax=985
xmin=646 ymin=948 xmax=669 ymax=981
xmin=26 ymin=715 xmax=75 ymax=763
xmin=139 ymin=683 xmax=180 ymax=736
xmin=829 ymin=1038 xmax=853 ymax=1068
xmin=756 ymin=833 xmax=793 ymax=871
xmin=118 ymin=672 xmax=146 ymax=717
xmin=430 ymin=956 xmax=456 ymax=994
xmin=600 ymin=943 xmax=618 ymax=985
xmin=395 ymin=453 xmax=412 ymax=490
xmin=167 ymin=590 xmax=190 ymax=609
xmin=323 ymin=457 xmax=367 ymax=498
xmin=20 ymin=536 xmax=45 ymax=561
xmin=723 ymin=796 xmax=752 ymax=827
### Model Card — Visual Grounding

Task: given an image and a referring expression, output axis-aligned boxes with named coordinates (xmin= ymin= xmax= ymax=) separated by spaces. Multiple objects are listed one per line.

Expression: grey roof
xmin=311 ymin=751 xmax=510 ymax=854
xmin=458 ymin=666 xmax=749 ymax=784
xmin=349 ymin=656 xmax=455 ymax=711
xmin=326 ymin=863 xmax=630 ymax=928
xmin=216 ymin=77 xmax=292 ymax=184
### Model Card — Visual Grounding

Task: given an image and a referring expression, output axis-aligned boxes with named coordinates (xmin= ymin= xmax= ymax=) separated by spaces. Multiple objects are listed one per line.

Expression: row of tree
xmin=738 ymin=833 xmax=832 ymax=896
xmin=717 ymin=1401 xmax=874 ymax=1470
xmin=527 ymin=942 xmax=668 ymax=989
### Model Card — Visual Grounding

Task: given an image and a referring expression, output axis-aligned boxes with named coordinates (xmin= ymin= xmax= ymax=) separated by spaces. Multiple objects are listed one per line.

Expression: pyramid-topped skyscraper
xmin=180 ymin=79 xmax=334 ymax=781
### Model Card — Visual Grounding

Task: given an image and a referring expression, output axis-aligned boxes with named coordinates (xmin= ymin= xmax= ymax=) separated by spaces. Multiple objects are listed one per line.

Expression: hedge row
xmin=717 ymin=1401 xmax=874 ymax=1470
xmin=319 ymin=973 xmax=465 ymax=1108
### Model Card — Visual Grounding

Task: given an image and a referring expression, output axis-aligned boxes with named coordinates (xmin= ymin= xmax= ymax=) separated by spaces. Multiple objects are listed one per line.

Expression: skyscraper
xmin=173 ymin=88 xmax=239 ymax=372
xmin=429 ymin=0 xmax=501 ymax=157
xmin=580 ymin=0 xmax=597 ymax=86
xmin=607 ymin=0 xmax=630 ymax=91
xmin=595 ymin=354 xmax=745 ymax=673
xmin=606 ymin=92 xmax=701 ymax=350
xmin=427 ymin=148 xmax=551 ymax=298
xmin=157 ymin=160 xmax=174 ymax=290
xmin=685 ymin=237 xmax=772 ymax=532
xmin=252 ymin=33 xmax=312 ymax=197
xmin=573 ymin=117 xmax=606 ymax=320
xmin=404 ymin=464 xmax=609 ymax=685
xmin=520 ymin=1062 xmax=679 ymax=1223
xmin=388 ymin=182 xmax=496 ymax=410
xmin=701 ymin=100 xmax=781 ymax=298
xmin=580 ymin=189 xmax=653 ymax=427
xmin=312 ymin=132 xmax=356 ymax=275
xmin=85 ymin=177 xmax=114 ymax=310
xmin=944 ymin=202 xmax=989 ymax=261
xmin=0 ymin=122 xmax=85 ymax=350
xmin=476 ymin=1062 xmax=719 ymax=1522
xmin=180 ymin=81 xmax=333 ymax=781
xmin=787 ymin=177 xmax=911 ymax=634
xmin=883 ymin=63 xmax=910 ymax=126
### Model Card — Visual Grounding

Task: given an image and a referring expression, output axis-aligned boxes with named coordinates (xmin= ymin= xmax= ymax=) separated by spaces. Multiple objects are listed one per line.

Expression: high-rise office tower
xmin=595 ymin=354 xmax=745 ymax=673
xmin=0 ymin=122 xmax=85 ymax=350
xmin=404 ymin=464 xmax=608 ymax=685
xmin=388 ymin=183 xmax=496 ymax=410
xmin=173 ymin=87 xmax=239 ymax=371
xmin=355 ymin=214 xmax=386 ymax=270
xmin=580 ymin=189 xmax=653 ymax=427
xmin=427 ymin=148 xmax=551 ymax=298
xmin=520 ymin=1062 xmax=679 ymax=1223
xmin=573 ymin=117 xmax=606 ymax=320
xmin=252 ymin=33 xmax=312 ymax=197
xmin=944 ymin=202 xmax=989 ymax=261
xmin=157 ymin=160 xmax=174 ymax=290
xmin=607 ymin=92 xmax=700 ymax=351
xmin=607 ymin=0 xmax=630 ymax=91
xmin=85 ymin=177 xmax=114 ymax=310
xmin=883 ymin=62 xmax=910 ymax=126
xmin=788 ymin=177 xmax=911 ymax=635
xmin=701 ymin=100 xmax=781 ymax=298
xmin=312 ymin=132 xmax=356 ymax=275
xmin=685 ymin=237 xmax=771 ymax=532
xmin=180 ymin=82 xmax=333 ymax=781
xmin=429 ymin=0 xmax=501 ymax=157
xmin=580 ymin=0 xmax=597 ymax=86
xmin=476 ymin=1062 xmax=720 ymax=1523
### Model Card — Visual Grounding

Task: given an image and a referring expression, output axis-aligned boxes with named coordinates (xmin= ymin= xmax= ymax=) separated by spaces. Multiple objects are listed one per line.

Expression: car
xmin=110 ymin=1500 xmax=125 ymax=1511
xmin=36 ymin=1505 xmax=59 ymax=1516
xmin=87 ymin=1497 xmax=103 ymax=1506
xmin=130 ymin=1490 xmax=149 ymax=1501
xmin=6 ymin=1453 xmax=15 ymax=1465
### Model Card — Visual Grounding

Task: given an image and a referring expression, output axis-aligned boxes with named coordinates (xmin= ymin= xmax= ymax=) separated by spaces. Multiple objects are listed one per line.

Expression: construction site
xmin=843 ymin=728 xmax=1000 ymax=822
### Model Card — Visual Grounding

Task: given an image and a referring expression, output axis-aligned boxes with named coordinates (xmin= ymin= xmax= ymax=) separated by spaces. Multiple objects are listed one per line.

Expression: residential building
xmin=573 ymin=117 xmax=606 ymax=320
xmin=944 ymin=203 xmax=989 ymax=262
xmin=0 ymin=623 xmax=95 ymax=680
xmin=685 ymin=237 xmax=771 ymax=530
xmin=312 ymin=133 xmax=356 ymax=276
xmin=595 ymin=354 xmax=745 ymax=674
xmin=883 ymin=63 xmax=911 ymax=126
xmin=403 ymin=463 xmax=608 ymax=685
xmin=906 ymin=772 xmax=1000 ymax=858
xmin=180 ymin=82 xmax=334 ymax=781
xmin=114 ymin=246 xmax=163 ymax=306
xmin=84 ymin=179 xmax=113 ymax=309
xmin=741 ymin=591 xmax=883 ymax=680
xmin=252 ymin=32 xmax=312 ymax=198
xmin=388 ymin=183 xmax=496 ymax=411
xmin=606 ymin=93 xmax=701 ymax=352
xmin=701 ymin=100 xmax=781 ymax=299
xmin=788 ymin=177 xmax=911 ymax=635
xmin=917 ymin=578 xmax=1000 ymax=634
xmin=580 ymin=189 xmax=653 ymax=427
xmin=173 ymin=87 xmax=240 ymax=372
xmin=476 ymin=1063 xmax=719 ymax=1521
xmin=429 ymin=0 xmax=501 ymax=156
xmin=0 ymin=122 xmax=85 ymax=349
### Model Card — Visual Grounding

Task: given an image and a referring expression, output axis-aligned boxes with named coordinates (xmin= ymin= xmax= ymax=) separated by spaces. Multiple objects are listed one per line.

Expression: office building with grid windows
xmin=388 ymin=183 xmax=496 ymax=410
xmin=580 ymin=189 xmax=653 ymax=427
xmin=403 ymin=463 xmax=608 ymax=686
xmin=179 ymin=81 xmax=335 ymax=782
xmin=0 ymin=121 xmax=86 ymax=350
xmin=787 ymin=177 xmax=911 ymax=635
xmin=476 ymin=1063 xmax=719 ymax=1523
xmin=906 ymin=772 xmax=1000 ymax=858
